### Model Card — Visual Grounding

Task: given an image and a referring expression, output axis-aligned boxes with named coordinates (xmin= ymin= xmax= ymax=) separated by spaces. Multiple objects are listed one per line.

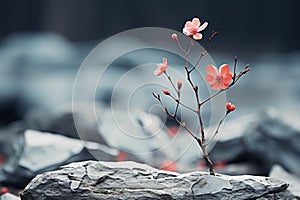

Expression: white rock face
xmin=1 ymin=193 xmax=20 ymax=200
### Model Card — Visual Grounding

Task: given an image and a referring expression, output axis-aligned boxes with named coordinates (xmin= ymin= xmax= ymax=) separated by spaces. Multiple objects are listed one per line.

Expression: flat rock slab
xmin=21 ymin=161 xmax=288 ymax=200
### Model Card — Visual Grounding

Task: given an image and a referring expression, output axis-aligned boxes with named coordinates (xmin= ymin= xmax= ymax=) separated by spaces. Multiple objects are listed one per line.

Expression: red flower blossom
xmin=183 ymin=17 xmax=208 ymax=40
xmin=154 ymin=58 xmax=168 ymax=76
xmin=205 ymin=64 xmax=232 ymax=90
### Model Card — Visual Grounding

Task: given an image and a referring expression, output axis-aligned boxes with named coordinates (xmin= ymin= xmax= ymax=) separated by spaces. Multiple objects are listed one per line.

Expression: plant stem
xmin=183 ymin=51 xmax=215 ymax=175
xmin=201 ymin=142 xmax=215 ymax=175
xmin=205 ymin=112 xmax=228 ymax=147
xmin=155 ymin=94 xmax=215 ymax=175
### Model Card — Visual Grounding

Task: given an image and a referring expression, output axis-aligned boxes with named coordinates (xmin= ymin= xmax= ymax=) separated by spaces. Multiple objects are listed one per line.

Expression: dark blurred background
xmin=1 ymin=0 xmax=300 ymax=54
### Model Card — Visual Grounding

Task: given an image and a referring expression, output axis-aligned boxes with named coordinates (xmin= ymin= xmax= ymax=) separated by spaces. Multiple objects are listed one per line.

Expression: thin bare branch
xmin=204 ymin=112 xmax=228 ymax=147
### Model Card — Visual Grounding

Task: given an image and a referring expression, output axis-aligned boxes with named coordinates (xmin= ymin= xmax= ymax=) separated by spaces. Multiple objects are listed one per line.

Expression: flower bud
xmin=162 ymin=89 xmax=170 ymax=95
xmin=194 ymin=85 xmax=198 ymax=91
xmin=201 ymin=51 xmax=207 ymax=57
xmin=226 ymin=102 xmax=236 ymax=112
xmin=171 ymin=33 xmax=178 ymax=41
xmin=177 ymin=80 xmax=182 ymax=90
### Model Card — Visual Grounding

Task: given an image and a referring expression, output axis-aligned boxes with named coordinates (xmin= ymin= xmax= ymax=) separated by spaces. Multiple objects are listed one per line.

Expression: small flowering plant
xmin=152 ymin=17 xmax=250 ymax=175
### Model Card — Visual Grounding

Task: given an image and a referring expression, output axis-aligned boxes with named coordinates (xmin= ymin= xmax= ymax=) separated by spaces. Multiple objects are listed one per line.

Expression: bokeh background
xmin=2 ymin=0 xmax=300 ymax=52
xmin=0 ymin=0 xmax=300 ymax=196
xmin=0 ymin=0 xmax=300 ymax=123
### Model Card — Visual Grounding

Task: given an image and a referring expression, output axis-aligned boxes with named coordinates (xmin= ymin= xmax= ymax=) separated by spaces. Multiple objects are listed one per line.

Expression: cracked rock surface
xmin=21 ymin=161 xmax=289 ymax=200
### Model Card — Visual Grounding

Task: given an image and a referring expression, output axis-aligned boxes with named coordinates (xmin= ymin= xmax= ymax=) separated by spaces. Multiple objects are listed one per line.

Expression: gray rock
xmin=1 ymin=193 xmax=20 ymax=200
xmin=0 ymin=130 xmax=119 ymax=188
xmin=21 ymin=160 xmax=289 ymax=200
xmin=210 ymin=110 xmax=300 ymax=176
xmin=270 ymin=165 xmax=300 ymax=198
xmin=243 ymin=113 xmax=300 ymax=176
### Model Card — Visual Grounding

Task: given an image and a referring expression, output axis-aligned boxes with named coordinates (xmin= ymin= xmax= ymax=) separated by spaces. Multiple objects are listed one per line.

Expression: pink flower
xmin=154 ymin=57 xmax=168 ymax=76
xmin=183 ymin=17 xmax=208 ymax=40
xmin=205 ymin=64 xmax=232 ymax=90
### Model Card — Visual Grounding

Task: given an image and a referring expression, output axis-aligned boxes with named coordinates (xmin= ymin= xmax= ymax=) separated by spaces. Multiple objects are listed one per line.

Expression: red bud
xmin=171 ymin=33 xmax=178 ymax=41
xmin=162 ymin=89 xmax=170 ymax=95
xmin=1 ymin=187 xmax=9 ymax=195
xmin=177 ymin=80 xmax=182 ymax=90
xmin=226 ymin=102 xmax=236 ymax=112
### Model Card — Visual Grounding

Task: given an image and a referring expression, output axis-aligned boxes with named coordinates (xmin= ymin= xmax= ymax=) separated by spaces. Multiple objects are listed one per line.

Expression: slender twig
xmin=204 ymin=112 xmax=229 ymax=147
xmin=168 ymin=94 xmax=197 ymax=113
xmin=201 ymin=90 xmax=224 ymax=106
xmin=190 ymin=31 xmax=218 ymax=73
xmin=205 ymin=31 xmax=218 ymax=51
xmin=153 ymin=93 xmax=200 ymax=142
xmin=164 ymin=72 xmax=177 ymax=93
xmin=163 ymin=71 xmax=185 ymax=117
xmin=233 ymin=56 xmax=237 ymax=83
xmin=186 ymin=41 xmax=194 ymax=55
xmin=174 ymin=99 xmax=180 ymax=117
xmin=175 ymin=39 xmax=186 ymax=54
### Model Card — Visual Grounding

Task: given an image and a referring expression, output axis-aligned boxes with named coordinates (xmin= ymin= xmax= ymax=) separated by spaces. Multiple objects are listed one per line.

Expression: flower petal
xmin=211 ymin=82 xmax=223 ymax=90
xmin=206 ymin=64 xmax=218 ymax=76
xmin=198 ymin=22 xmax=208 ymax=31
xmin=192 ymin=18 xmax=200 ymax=27
xmin=222 ymin=73 xmax=233 ymax=85
xmin=157 ymin=63 xmax=164 ymax=68
xmin=222 ymin=82 xmax=230 ymax=89
xmin=183 ymin=28 xmax=192 ymax=36
xmin=193 ymin=33 xmax=203 ymax=40
xmin=185 ymin=21 xmax=193 ymax=29
xmin=219 ymin=64 xmax=230 ymax=75
xmin=205 ymin=75 xmax=215 ymax=84
xmin=154 ymin=69 xmax=163 ymax=76
xmin=163 ymin=57 xmax=168 ymax=65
